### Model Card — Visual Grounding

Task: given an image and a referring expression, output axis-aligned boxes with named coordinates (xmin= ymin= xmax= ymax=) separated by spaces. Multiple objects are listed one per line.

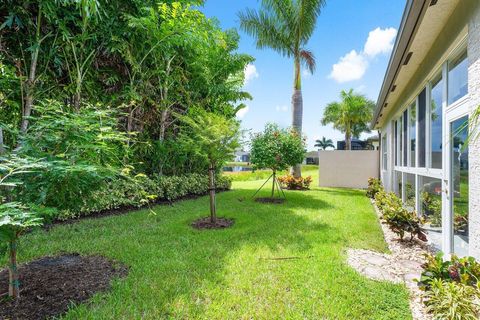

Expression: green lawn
xmin=5 ymin=177 xmax=412 ymax=319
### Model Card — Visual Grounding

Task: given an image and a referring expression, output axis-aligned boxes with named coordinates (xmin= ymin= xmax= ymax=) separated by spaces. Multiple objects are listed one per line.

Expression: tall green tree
xmin=314 ymin=136 xmax=334 ymax=150
xmin=321 ymin=89 xmax=374 ymax=150
xmin=239 ymin=0 xmax=326 ymax=178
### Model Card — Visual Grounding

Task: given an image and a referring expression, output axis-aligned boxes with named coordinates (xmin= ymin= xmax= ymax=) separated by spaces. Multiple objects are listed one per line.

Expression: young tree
xmin=321 ymin=89 xmax=375 ymax=150
xmin=239 ymin=0 xmax=326 ymax=178
xmin=180 ymin=110 xmax=240 ymax=224
xmin=250 ymin=123 xmax=306 ymax=198
xmin=0 ymin=155 xmax=44 ymax=299
xmin=314 ymin=137 xmax=334 ymax=150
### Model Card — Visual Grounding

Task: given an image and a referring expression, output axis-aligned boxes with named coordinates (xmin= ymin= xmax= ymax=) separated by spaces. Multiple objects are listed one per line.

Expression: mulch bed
xmin=254 ymin=197 xmax=285 ymax=204
xmin=0 ymin=253 xmax=128 ymax=320
xmin=191 ymin=217 xmax=234 ymax=230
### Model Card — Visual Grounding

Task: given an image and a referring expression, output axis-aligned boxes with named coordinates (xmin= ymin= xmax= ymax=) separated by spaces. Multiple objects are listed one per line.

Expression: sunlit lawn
xmin=6 ymin=169 xmax=412 ymax=319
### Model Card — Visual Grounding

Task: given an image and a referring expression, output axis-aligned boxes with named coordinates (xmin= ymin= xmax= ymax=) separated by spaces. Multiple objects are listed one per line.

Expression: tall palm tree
xmin=321 ymin=89 xmax=375 ymax=150
xmin=239 ymin=0 xmax=326 ymax=178
xmin=314 ymin=136 xmax=334 ymax=150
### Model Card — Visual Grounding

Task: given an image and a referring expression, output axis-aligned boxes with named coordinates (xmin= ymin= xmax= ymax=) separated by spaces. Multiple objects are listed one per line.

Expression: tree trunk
xmin=0 ymin=127 xmax=5 ymax=154
xmin=8 ymin=240 xmax=19 ymax=299
xmin=271 ymin=170 xmax=276 ymax=198
xmin=208 ymin=163 xmax=216 ymax=224
xmin=20 ymin=8 xmax=42 ymax=134
xmin=345 ymin=129 xmax=352 ymax=150
xmin=291 ymin=56 xmax=303 ymax=178
xmin=159 ymin=109 xmax=168 ymax=142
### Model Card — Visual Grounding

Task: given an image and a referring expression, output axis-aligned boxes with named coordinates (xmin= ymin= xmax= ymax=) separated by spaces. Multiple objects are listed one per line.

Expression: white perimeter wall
xmin=318 ymin=151 xmax=379 ymax=189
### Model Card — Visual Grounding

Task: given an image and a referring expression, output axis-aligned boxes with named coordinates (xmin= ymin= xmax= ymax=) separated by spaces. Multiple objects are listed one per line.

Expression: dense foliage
xmin=278 ymin=175 xmax=313 ymax=190
xmin=373 ymin=187 xmax=426 ymax=242
xmin=0 ymin=1 xmax=250 ymax=223
xmin=418 ymin=253 xmax=480 ymax=319
xmin=366 ymin=178 xmax=382 ymax=199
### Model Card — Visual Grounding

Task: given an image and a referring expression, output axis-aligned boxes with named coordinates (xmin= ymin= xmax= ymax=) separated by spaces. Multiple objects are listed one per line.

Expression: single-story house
xmin=336 ymin=139 xmax=375 ymax=150
xmin=373 ymin=0 xmax=479 ymax=258
xmin=234 ymin=150 xmax=250 ymax=163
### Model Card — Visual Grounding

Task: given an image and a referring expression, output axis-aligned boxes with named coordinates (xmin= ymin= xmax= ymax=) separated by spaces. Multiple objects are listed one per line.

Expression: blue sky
xmin=200 ymin=0 xmax=406 ymax=150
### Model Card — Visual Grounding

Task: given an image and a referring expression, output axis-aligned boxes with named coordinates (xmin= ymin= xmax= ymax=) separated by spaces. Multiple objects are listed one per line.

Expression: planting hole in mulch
xmin=191 ymin=217 xmax=234 ymax=230
xmin=254 ymin=197 xmax=285 ymax=204
xmin=0 ymin=253 xmax=128 ymax=320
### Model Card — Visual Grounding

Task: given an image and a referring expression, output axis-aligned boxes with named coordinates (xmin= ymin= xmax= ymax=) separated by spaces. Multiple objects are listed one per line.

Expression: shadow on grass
xmin=7 ymin=186 xmax=400 ymax=319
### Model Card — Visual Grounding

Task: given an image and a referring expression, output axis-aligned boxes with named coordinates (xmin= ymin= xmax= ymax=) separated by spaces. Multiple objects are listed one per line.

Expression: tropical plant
xmin=180 ymin=109 xmax=240 ymax=224
xmin=314 ymin=136 xmax=334 ymax=150
xmin=278 ymin=175 xmax=312 ymax=190
xmin=0 ymin=203 xmax=43 ymax=299
xmin=424 ymin=279 xmax=480 ymax=320
xmin=366 ymin=178 xmax=382 ymax=199
xmin=321 ymin=89 xmax=375 ymax=150
xmin=0 ymin=155 xmax=44 ymax=299
xmin=239 ymin=0 xmax=326 ymax=178
xmin=250 ymin=123 xmax=306 ymax=198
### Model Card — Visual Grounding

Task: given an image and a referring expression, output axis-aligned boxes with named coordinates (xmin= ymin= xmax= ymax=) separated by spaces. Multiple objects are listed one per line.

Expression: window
xmin=448 ymin=51 xmax=468 ymax=105
xmin=403 ymin=110 xmax=408 ymax=166
xmin=404 ymin=173 xmax=415 ymax=210
xmin=409 ymin=103 xmax=416 ymax=167
xmin=394 ymin=120 xmax=398 ymax=166
xmin=420 ymin=176 xmax=442 ymax=251
xmin=382 ymin=135 xmax=387 ymax=170
xmin=430 ymin=75 xmax=443 ymax=169
xmin=418 ymin=89 xmax=426 ymax=167
xmin=399 ymin=116 xmax=403 ymax=167
xmin=395 ymin=171 xmax=402 ymax=198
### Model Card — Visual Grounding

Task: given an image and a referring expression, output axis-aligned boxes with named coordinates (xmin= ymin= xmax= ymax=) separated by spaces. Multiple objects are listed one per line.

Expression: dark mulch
xmin=0 ymin=254 xmax=128 ymax=320
xmin=191 ymin=217 xmax=235 ymax=230
xmin=254 ymin=197 xmax=285 ymax=204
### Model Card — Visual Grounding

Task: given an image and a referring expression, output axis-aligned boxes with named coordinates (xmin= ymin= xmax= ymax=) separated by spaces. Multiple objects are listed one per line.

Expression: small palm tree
xmin=321 ymin=89 xmax=375 ymax=150
xmin=314 ymin=137 xmax=334 ymax=150
xmin=239 ymin=0 xmax=326 ymax=178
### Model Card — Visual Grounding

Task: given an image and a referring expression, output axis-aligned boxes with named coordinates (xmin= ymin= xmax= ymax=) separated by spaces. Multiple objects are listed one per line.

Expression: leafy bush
xmin=15 ymin=102 xmax=130 ymax=213
xmin=58 ymin=173 xmax=232 ymax=220
xmin=374 ymin=189 xmax=426 ymax=242
xmin=417 ymin=253 xmax=480 ymax=290
xmin=424 ymin=279 xmax=480 ymax=320
xmin=278 ymin=175 xmax=313 ymax=190
xmin=366 ymin=178 xmax=382 ymax=198
xmin=421 ymin=192 xmax=442 ymax=227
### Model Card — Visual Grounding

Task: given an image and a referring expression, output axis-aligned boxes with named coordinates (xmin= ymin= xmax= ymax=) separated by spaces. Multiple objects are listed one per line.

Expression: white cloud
xmin=236 ymin=105 xmax=249 ymax=119
xmin=355 ymin=84 xmax=367 ymax=93
xmin=244 ymin=64 xmax=259 ymax=85
xmin=275 ymin=105 xmax=289 ymax=112
xmin=329 ymin=50 xmax=368 ymax=83
xmin=364 ymin=27 xmax=397 ymax=58
xmin=329 ymin=27 xmax=397 ymax=83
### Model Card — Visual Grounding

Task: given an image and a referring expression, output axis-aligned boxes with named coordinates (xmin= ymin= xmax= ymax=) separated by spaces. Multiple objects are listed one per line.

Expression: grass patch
xmin=3 ymin=177 xmax=412 ymax=319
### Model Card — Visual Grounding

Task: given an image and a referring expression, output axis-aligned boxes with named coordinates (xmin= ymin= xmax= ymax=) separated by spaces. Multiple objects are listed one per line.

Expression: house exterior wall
xmin=468 ymin=2 xmax=480 ymax=258
xmin=379 ymin=0 xmax=480 ymax=258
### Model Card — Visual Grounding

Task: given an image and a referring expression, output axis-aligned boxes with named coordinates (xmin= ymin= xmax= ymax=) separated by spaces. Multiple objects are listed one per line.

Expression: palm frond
xmin=300 ymin=49 xmax=316 ymax=73
xmin=298 ymin=0 xmax=326 ymax=45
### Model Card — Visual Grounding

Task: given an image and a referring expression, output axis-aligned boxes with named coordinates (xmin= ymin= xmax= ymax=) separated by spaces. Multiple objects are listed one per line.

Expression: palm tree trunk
xmin=345 ymin=129 xmax=352 ymax=150
xmin=208 ymin=163 xmax=216 ymax=224
xmin=0 ymin=127 xmax=5 ymax=154
xmin=8 ymin=240 xmax=19 ymax=299
xmin=291 ymin=56 xmax=303 ymax=178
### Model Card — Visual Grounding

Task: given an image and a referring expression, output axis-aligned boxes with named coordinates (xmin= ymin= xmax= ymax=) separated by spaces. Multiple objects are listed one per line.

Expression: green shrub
xmin=424 ymin=279 xmax=480 ymax=320
xmin=56 ymin=173 xmax=232 ymax=220
xmin=374 ymin=189 xmax=426 ymax=242
xmin=418 ymin=253 xmax=480 ymax=290
xmin=277 ymin=175 xmax=313 ymax=190
xmin=366 ymin=178 xmax=382 ymax=198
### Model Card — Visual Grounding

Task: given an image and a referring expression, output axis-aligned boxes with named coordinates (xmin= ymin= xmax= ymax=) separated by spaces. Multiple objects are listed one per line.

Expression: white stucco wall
xmin=468 ymin=1 xmax=480 ymax=258
xmin=318 ymin=151 xmax=379 ymax=189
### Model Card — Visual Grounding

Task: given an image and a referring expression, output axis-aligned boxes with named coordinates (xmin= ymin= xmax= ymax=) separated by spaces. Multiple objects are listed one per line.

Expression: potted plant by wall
xmin=250 ymin=123 xmax=306 ymax=203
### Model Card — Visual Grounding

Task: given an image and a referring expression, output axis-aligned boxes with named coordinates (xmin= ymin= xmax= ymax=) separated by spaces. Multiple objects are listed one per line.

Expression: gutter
xmin=371 ymin=0 xmax=430 ymax=129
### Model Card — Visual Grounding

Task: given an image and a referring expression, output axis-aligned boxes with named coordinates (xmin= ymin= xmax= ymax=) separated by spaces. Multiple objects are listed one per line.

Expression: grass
xmin=225 ymin=164 xmax=319 ymax=182
xmin=4 ymin=173 xmax=412 ymax=319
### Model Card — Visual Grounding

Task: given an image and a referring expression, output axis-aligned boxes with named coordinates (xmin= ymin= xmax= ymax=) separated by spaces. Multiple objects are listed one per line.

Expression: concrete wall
xmin=468 ymin=1 xmax=480 ymax=258
xmin=318 ymin=151 xmax=379 ymax=189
